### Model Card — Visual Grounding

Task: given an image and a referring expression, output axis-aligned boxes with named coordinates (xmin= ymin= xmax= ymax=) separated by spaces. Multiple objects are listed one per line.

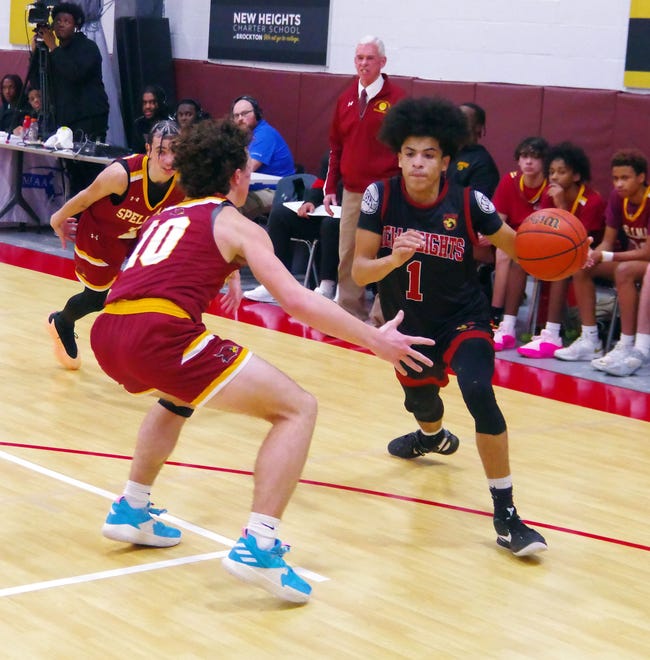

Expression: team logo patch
xmin=442 ymin=215 xmax=458 ymax=230
xmin=361 ymin=183 xmax=380 ymax=214
xmin=214 ymin=344 xmax=240 ymax=364
xmin=456 ymin=161 xmax=470 ymax=171
xmin=374 ymin=100 xmax=390 ymax=114
xmin=474 ymin=190 xmax=496 ymax=214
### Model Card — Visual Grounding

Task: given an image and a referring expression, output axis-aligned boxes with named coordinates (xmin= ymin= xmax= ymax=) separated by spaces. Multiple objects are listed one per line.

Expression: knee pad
xmin=403 ymin=385 xmax=444 ymax=423
xmin=158 ymin=398 xmax=194 ymax=418
xmin=459 ymin=380 xmax=506 ymax=435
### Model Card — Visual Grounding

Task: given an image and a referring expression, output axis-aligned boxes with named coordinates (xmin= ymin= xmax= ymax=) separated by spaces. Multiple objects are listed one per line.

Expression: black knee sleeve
xmin=452 ymin=338 xmax=506 ymax=435
xmin=402 ymin=384 xmax=444 ymax=423
xmin=158 ymin=398 xmax=194 ymax=418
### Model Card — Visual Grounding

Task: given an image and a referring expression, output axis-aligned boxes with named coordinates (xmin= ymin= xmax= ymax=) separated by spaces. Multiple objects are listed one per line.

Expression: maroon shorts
xmin=74 ymin=231 xmax=133 ymax=291
xmin=90 ymin=301 xmax=250 ymax=407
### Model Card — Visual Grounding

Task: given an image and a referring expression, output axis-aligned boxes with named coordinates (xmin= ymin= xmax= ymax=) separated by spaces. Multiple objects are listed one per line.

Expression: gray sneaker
xmin=555 ymin=335 xmax=603 ymax=361
xmin=601 ymin=347 xmax=647 ymax=377
xmin=591 ymin=341 xmax=633 ymax=372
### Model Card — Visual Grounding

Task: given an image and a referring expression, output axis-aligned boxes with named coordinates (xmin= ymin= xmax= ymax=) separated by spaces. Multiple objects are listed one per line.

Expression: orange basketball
xmin=514 ymin=208 xmax=589 ymax=281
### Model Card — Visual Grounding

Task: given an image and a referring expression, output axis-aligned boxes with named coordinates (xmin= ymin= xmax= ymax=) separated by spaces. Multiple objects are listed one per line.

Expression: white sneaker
xmin=591 ymin=341 xmax=634 ymax=371
xmin=554 ymin=335 xmax=603 ymax=361
xmin=243 ymin=285 xmax=276 ymax=303
xmin=314 ymin=280 xmax=336 ymax=299
xmin=601 ymin=347 xmax=647 ymax=377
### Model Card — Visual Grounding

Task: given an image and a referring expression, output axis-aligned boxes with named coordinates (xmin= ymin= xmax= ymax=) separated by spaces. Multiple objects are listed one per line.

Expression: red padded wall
xmin=475 ymin=83 xmax=544 ymax=183
xmin=541 ymin=87 xmax=617 ymax=197
xmin=411 ymin=79 xmax=476 ymax=105
xmin=613 ymin=92 xmax=650 ymax=169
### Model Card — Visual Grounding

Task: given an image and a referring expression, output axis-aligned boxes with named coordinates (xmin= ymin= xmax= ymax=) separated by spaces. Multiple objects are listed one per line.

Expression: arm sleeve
xmin=469 ymin=189 xmax=504 ymax=236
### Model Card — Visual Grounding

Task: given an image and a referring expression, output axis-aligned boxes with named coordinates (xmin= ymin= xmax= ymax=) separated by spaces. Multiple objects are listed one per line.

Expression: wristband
xmin=601 ymin=251 xmax=614 ymax=262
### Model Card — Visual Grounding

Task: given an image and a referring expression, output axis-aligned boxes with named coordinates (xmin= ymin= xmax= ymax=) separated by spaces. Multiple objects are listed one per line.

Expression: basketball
xmin=514 ymin=208 xmax=589 ymax=281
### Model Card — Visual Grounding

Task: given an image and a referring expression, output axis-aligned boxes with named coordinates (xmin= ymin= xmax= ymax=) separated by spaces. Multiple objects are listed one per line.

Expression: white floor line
xmin=0 ymin=552 xmax=227 ymax=598
xmin=0 ymin=449 xmax=329 ymax=592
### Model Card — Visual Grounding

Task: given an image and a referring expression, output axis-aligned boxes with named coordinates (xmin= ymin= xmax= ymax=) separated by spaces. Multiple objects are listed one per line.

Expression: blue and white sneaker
xmin=102 ymin=496 xmax=181 ymax=547
xmin=222 ymin=530 xmax=312 ymax=603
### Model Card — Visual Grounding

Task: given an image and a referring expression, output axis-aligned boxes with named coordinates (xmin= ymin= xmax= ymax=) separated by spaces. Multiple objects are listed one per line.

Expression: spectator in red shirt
xmin=322 ymin=35 xmax=406 ymax=323
xmin=490 ymin=136 xmax=549 ymax=349
xmin=518 ymin=142 xmax=606 ymax=358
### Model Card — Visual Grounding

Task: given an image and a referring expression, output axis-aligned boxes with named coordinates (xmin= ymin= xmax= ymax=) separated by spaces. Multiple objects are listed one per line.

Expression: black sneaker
xmin=46 ymin=311 xmax=81 ymax=370
xmin=494 ymin=508 xmax=547 ymax=557
xmin=387 ymin=429 xmax=459 ymax=459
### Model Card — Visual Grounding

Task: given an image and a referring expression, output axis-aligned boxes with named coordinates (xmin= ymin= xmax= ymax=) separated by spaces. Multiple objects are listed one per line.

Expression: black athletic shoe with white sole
xmin=494 ymin=508 xmax=547 ymax=557
xmin=387 ymin=429 xmax=459 ymax=459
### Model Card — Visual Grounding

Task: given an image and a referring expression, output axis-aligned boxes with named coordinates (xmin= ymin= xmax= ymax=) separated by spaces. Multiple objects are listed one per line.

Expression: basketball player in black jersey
xmin=352 ymin=97 xmax=547 ymax=557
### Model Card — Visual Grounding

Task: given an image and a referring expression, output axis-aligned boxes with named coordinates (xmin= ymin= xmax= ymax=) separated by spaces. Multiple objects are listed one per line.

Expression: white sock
xmin=488 ymin=476 xmax=513 ymax=490
xmin=317 ymin=279 xmax=336 ymax=296
xmin=123 ymin=480 xmax=151 ymax=509
xmin=501 ymin=315 xmax=517 ymax=334
xmin=420 ymin=426 xmax=442 ymax=436
xmin=618 ymin=333 xmax=634 ymax=347
xmin=544 ymin=322 xmax=561 ymax=338
xmin=581 ymin=325 xmax=599 ymax=342
xmin=247 ymin=512 xmax=281 ymax=550
xmin=635 ymin=333 xmax=650 ymax=357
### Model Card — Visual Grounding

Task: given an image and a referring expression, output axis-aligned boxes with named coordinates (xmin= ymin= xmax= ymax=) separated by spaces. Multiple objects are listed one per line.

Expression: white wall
xmin=0 ymin=0 xmax=635 ymax=92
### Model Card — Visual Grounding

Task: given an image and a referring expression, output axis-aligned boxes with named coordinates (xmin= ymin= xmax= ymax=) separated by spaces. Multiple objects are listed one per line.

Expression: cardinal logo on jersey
xmin=442 ymin=215 xmax=457 ymax=231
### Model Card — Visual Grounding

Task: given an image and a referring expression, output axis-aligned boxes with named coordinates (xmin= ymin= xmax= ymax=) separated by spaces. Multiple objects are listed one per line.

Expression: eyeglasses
xmin=233 ymin=109 xmax=253 ymax=119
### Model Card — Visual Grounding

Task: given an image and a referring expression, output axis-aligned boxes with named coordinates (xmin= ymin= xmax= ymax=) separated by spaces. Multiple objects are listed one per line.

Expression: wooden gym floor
xmin=1 ymin=244 xmax=650 ymax=658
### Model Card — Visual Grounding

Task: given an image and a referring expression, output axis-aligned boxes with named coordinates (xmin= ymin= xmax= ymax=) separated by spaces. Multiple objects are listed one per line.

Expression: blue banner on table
xmin=209 ymin=0 xmax=330 ymax=65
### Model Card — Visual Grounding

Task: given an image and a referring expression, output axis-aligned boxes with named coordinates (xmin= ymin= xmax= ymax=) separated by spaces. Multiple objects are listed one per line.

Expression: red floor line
xmin=3 ymin=441 xmax=648 ymax=552
xmin=2 ymin=241 xmax=650 ymax=421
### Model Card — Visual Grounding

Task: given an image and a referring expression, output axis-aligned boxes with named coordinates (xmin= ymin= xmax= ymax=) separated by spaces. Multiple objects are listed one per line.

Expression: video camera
xmin=27 ymin=1 xmax=58 ymax=28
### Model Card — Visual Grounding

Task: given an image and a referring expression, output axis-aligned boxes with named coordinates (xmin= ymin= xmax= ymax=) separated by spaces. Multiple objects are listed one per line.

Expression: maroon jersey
xmin=92 ymin=196 xmax=249 ymax=406
xmin=540 ymin=183 xmax=606 ymax=236
xmin=605 ymin=187 xmax=650 ymax=250
xmin=492 ymin=170 xmax=547 ymax=229
xmin=106 ymin=196 xmax=238 ymax=322
xmin=74 ymin=153 xmax=185 ymax=290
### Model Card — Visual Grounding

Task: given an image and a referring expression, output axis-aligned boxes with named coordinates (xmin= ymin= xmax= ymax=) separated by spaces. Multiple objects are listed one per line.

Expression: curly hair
xmin=378 ymin=96 xmax=468 ymax=160
xmin=172 ymin=118 xmax=251 ymax=198
xmin=52 ymin=2 xmax=85 ymax=28
xmin=545 ymin=141 xmax=591 ymax=182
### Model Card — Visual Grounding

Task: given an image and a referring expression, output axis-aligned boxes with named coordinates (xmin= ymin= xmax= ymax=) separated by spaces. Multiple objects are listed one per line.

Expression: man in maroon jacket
xmin=323 ymin=35 xmax=406 ymax=322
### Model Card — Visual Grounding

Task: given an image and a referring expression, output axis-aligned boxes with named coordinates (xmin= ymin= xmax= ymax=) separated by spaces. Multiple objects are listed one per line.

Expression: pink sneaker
xmin=493 ymin=326 xmax=516 ymax=352
xmin=517 ymin=329 xmax=562 ymax=358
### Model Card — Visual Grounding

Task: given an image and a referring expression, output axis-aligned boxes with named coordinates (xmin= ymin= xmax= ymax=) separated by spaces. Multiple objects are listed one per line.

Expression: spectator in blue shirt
xmin=231 ymin=94 xmax=295 ymax=220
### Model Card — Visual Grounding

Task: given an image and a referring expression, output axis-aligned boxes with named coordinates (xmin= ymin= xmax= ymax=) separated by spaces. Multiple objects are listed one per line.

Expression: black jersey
xmin=358 ymin=175 xmax=503 ymax=338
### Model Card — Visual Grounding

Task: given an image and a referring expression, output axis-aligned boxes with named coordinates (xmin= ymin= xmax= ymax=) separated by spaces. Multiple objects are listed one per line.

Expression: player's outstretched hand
xmin=220 ymin=271 xmax=243 ymax=315
xmin=375 ymin=310 xmax=435 ymax=375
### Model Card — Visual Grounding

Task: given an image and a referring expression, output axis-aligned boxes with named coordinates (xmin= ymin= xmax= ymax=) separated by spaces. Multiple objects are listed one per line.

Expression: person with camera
xmin=29 ymin=2 xmax=109 ymax=194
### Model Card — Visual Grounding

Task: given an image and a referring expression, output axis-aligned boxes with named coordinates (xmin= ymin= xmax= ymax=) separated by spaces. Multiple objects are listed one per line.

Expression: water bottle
xmin=27 ymin=119 xmax=39 ymax=143
xmin=21 ymin=115 xmax=31 ymax=140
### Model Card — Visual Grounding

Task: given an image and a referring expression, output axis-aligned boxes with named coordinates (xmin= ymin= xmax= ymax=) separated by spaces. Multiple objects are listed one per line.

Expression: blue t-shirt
xmin=249 ymin=119 xmax=295 ymax=189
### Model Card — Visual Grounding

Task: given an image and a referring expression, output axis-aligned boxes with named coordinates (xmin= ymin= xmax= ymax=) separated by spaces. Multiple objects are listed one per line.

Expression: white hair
xmin=357 ymin=35 xmax=385 ymax=57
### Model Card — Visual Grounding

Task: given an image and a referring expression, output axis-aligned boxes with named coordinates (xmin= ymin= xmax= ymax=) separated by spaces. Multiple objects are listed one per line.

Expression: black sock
xmin=490 ymin=486 xmax=514 ymax=520
xmin=490 ymin=306 xmax=504 ymax=325
xmin=416 ymin=428 xmax=445 ymax=451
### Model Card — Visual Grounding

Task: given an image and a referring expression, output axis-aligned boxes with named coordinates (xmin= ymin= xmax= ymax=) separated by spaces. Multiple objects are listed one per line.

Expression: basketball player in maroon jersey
xmin=90 ymin=118 xmax=435 ymax=604
xmin=555 ymin=148 xmax=650 ymax=368
xmin=47 ymin=120 xmax=186 ymax=370
xmin=352 ymin=97 xmax=547 ymax=558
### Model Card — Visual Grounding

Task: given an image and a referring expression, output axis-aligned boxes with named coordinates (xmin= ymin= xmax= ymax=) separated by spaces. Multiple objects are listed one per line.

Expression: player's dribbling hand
xmin=390 ymin=229 xmax=424 ymax=268
xmin=376 ymin=309 xmax=435 ymax=376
